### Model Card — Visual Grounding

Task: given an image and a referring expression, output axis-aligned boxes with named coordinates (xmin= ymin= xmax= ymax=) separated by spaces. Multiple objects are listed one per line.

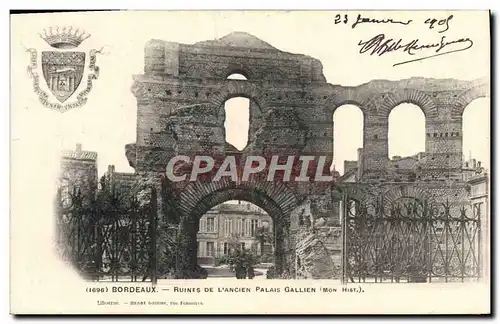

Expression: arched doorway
xmin=176 ymin=180 xmax=298 ymax=278
xmin=196 ymin=200 xmax=275 ymax=278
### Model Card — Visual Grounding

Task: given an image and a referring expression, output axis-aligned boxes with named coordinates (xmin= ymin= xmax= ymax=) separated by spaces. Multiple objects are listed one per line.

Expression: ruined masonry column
xmin=425 ymin=108 xmax=463 ymax=179
xmin=362 ymin=112 xmax=388 ymax=180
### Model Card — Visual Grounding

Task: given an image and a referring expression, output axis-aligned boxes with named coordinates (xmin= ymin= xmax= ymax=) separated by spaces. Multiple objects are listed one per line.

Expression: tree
xmin=218 ymin=234 xmax=258 ymax=279
xmin=254 ymin=226 xmax=274 ymax=256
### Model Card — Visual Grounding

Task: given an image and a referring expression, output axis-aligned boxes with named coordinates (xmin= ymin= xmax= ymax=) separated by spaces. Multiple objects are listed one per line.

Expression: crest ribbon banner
xmin=27 ymin=48 xmax=101 ymax=112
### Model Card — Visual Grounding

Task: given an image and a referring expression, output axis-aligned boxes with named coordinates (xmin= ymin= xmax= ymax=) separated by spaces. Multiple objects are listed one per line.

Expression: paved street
xmin=203 ymin=266 xmax=268 ymax=280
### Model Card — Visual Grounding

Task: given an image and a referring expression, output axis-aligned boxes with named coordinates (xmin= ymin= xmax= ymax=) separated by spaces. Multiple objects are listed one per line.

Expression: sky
xmin=11 ymin=11 xmax=491 ymax=177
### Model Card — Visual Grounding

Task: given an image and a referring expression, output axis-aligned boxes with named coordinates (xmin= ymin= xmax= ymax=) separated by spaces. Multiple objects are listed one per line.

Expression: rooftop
xmin=61 ymin=143 xmax=97 ymax=161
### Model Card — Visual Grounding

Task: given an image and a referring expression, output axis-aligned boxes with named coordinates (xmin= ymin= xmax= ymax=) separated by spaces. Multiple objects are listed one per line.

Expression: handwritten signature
xmin=358 ymin=34 xmax=473 ymax=66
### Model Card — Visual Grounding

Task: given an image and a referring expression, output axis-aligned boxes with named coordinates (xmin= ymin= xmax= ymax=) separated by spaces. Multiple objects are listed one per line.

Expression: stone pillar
xmin=274 ymin=219 xmax=286 ymax=275
xmin=362 ymin=115 xmax=388 ymax=180
xmin=425 ymin=115 xmax=463 ymax=180
xmin=176 ymin=216 xmax=200 ymax=277
xmin=144 ymin=40 xmax=179 ymax=77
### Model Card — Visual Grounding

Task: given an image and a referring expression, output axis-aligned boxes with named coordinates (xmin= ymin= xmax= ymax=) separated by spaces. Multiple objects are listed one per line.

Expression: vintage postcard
xmin=10 ymin=10 xmax=491 ymax=315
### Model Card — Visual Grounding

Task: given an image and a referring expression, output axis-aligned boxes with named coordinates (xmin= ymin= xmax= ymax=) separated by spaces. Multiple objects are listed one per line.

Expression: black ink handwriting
xmin=424 ymin=15 xmax=454 ymax=33
xmin=351 ymin=14 xmax=413 ymax=29
xmin=334 ymin=14 xmax=349 ymax=25
xmin=357 ymin=33 xmax=473 ymax=67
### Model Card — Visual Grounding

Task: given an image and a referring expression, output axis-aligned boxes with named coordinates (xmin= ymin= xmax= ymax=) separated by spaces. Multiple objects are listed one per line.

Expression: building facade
xmin=196 ymin=201 xmax=273 ymax=265
xmin=58 ymin=143 xmax=98 ymax=205
xmin=104 ymin=165 xmax=137 ymax=197
xmin=463 ymin=158 xmax=489 ymax=279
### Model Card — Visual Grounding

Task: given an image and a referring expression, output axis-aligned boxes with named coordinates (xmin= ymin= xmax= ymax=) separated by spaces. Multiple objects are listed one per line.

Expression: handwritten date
xmin=351 ymin=14 xmax=412 ymax=29
xmin=335 ymin=13 xmax=454 ymax=33
xmin=424 ymin=15 xmax=453 ymax=33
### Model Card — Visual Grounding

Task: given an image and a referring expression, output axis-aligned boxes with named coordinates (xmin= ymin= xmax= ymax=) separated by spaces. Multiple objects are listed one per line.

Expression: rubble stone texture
xmin=62 ymin=32 xmax=490 ymax=279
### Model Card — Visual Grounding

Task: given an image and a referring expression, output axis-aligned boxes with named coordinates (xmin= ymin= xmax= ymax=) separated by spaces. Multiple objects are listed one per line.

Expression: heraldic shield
xmin=27 ymin=27 xmax=101 ymax=112
xmin=41 ymin=51 xmax=85 ymax=103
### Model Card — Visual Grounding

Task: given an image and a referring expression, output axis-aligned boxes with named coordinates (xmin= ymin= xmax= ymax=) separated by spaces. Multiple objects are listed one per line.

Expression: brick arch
xmin=224 ymin=65 xmax=253 ymax=80
xmin=178 ymin=178 xmax=299 ymax=223
xmin=377 ymin=89 xmax=438 ymax=119
xmin=338 ymin=184 xmax=375 ymax=205
xmin=331 ymin=101 xmax=367 ymax=116
xmin=210 ymin=80 xmax=268 ymax=111
xmin=184 ymin=63 xmax=218 ymax=79
xmin=326 ymin=88 xmax=370 ymax=115
xmin=452 ymin=85 xmax=490 ymax=119
xmin=331 ymin=101 xmax=366 ymax=124
xmin=180 ymin=180 xmax=297 ymax=274
xmin=189 ymin=188 xmax=284 ymax=222
xmin=382 ymin=185 xmax=435 ymax=212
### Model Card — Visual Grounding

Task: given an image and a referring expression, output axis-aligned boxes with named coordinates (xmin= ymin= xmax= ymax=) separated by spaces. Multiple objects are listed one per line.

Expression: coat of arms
xmin=27 ymin=27 xmax=101 ymax=112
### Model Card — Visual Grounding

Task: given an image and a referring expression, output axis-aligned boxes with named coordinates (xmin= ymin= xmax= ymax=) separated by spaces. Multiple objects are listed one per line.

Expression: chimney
xmin=343 ymin=160 xmax=357 ymax=175
xmin=357 ymin=148 xmax=363 ymax=180
xmin=75 ymin=143 xmax=82 ymax=158
xmin=107 ymin=165 xmax=115 ymax=174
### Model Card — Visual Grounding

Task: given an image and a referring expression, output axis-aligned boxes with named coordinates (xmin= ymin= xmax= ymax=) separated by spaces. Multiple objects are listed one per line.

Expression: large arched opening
xmin=224 ymin=73 xmax=249 ymax=150
xmin=223 ymin=97 xmax=250 ymax=151
xmin=462 ymin=98 xmax=490 ymax=170
xmin=332 ymin=104 xmax=364 ymax=175
xmin=388 ymin=103 xmax=426 ymax=159
xmin=176 ymin=180 xmax=297 ymax=279
xmin=221 ymin=73 xmax=263 ymax=152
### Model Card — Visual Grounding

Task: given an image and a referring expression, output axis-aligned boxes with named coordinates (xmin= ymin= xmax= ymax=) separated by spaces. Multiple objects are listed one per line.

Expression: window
xmin=388 ymin=103 xmax=425 ymax=158
xmin=206 ymin=242 xmax=215 ymax=257
xmin=59 ymin=178 xmax=72 ymax=208
xmin=240 ymin=243 xmax=245 ymax=251
xmin=224 ymin=97 xmax=250 ymax=150
xmin=223 ymin=242 xmax=229 ymax=255
xmin=251 ymin=219 xmax=258 ymax=236
xmin=227 ymin=73 xmax=247 ymax=80
xmin=333 ymin=105 xmax=364 ymax=174
xmin=207 ymin=217 xmax=215 ymax=232
xmin=224 ymin=219 xmax=233 ymax=236
xmin=244 ymin=219 xmax=247 ymax=237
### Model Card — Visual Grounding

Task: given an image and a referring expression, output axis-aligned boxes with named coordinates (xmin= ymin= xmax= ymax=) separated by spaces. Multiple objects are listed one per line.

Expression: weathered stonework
xmin=124 ymin=32 xmax=489 ymax=277
xmin=295 ymin=227 xmax=342 ymax=279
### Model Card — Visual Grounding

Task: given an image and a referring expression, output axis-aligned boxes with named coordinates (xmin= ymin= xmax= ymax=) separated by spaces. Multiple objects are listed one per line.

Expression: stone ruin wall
xmin=121 ymin=33 xmax=489 ymax=277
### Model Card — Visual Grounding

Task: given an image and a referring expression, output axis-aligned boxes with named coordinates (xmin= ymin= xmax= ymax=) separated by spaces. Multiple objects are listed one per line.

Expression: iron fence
xmin=342 ymin=193 xmax=481 ymax=283
xmin=55 ymin=185 xmax=158 ymax=283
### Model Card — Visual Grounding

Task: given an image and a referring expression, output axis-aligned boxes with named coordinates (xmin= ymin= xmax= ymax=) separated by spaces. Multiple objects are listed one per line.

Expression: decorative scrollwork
xmin=343 ymin=190 xmax=481 ymax=283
